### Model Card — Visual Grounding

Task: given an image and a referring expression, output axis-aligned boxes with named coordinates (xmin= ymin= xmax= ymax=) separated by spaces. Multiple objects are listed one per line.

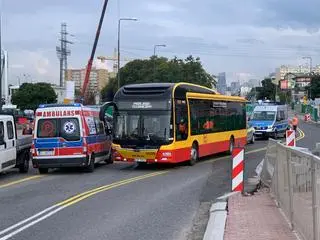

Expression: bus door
xmin=100 ymin=102 xmax=118 ymax=138
xmin=175 ymin=99 xmax=188 ymax=141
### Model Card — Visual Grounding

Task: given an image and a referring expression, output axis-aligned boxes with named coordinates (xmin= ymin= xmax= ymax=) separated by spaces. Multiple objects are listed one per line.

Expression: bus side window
xmin=175 ymin=100 xmax=188 ymax=141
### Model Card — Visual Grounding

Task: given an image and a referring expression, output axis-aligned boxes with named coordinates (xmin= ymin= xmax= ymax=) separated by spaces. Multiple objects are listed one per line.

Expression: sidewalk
xmin=224 ymin=189 xmax=298 ymax=240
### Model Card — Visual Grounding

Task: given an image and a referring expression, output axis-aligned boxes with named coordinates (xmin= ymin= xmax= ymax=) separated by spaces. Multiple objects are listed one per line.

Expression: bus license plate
xmin=135 ymin=158 xmax=146 ymax=163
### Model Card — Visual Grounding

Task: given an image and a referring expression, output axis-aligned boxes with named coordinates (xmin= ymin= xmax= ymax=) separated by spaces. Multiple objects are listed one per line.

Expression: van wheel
xmin=39 ymin=168 xmax=48 ymax=174
xmin=19 ymin=151 xmax=30 ymax=173
xmin=188 ymin=143 xmax=198 ymax=166
xmin=86 ymin=154 xmax=95 ymax=173
xmin=250 ymin=135 xmax=255 ymax=144
xmin=273 ymin=131 xmax=278 ymax=140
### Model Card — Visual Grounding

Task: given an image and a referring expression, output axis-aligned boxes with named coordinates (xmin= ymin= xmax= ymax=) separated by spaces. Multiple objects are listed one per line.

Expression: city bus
xmin=100 ymin=82 xmax=247 ymax=165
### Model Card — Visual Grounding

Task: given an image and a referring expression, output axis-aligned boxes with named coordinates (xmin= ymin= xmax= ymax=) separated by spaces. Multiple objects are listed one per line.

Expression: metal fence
xmin=294 ymin=103 xmax=319 ymax=122
xmin=261 ymin=139 xmax=320 ymax=240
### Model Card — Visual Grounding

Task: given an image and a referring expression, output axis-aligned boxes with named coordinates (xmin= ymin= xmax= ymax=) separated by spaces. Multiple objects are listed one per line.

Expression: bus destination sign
xmin=132 ymin=102 xmax=152 ymax=109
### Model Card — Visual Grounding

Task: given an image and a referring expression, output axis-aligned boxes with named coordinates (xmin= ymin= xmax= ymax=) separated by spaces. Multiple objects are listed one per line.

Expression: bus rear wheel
xmin=189 ymin=143 xmax=198 ymax=166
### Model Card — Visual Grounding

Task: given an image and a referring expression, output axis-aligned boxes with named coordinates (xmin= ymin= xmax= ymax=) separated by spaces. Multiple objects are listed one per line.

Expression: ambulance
xmin=32 ymin=103 xmax=113 ymax=174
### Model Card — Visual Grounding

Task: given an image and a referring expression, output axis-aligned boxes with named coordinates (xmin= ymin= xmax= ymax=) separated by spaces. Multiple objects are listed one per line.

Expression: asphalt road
xmin=0 ymin=136 xmax=283 ymax=240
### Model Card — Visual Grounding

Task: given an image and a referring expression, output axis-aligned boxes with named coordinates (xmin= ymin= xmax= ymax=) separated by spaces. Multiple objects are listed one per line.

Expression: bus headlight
xmin=162 ymin=152 xmax=172 ymax=157
xmin=268 ymin=126 xmax=273 ymax=129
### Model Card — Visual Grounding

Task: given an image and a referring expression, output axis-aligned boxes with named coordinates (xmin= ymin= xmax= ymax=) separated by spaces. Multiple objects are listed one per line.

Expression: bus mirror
xmin=106 ymin=128 xmax=112 ymax=135
xmin=100 ymin=102 xmax=117 ymax=122
xmin=105 ymin=123 xmax=112 ymax=135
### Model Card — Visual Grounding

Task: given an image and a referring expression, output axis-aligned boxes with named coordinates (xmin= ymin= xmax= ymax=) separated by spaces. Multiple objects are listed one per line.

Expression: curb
xmin=203 ymin=160 xmax=264 ymax=240
xmin=203 ymin=201 xmax=228 ymax=240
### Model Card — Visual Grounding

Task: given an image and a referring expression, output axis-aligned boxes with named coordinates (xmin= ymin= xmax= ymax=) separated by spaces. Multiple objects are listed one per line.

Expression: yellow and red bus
xmin=100 ymin=82 xmax=247 ymax=165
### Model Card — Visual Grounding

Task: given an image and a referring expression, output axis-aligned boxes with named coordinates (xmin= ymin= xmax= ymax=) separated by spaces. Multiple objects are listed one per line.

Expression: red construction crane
xmin=80 ymin=0 xmax=109 ymax=103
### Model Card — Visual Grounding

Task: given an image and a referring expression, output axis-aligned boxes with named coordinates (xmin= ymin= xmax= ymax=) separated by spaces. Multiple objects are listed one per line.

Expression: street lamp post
xmin=153 ymin=44 xmax=166 ymax=80
xmin=117 ymin=17 xmax=137 ymax=89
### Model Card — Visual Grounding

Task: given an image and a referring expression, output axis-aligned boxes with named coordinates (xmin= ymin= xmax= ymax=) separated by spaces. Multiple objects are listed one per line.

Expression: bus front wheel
xmin=189 ymin=143 xmax=198 ymax=166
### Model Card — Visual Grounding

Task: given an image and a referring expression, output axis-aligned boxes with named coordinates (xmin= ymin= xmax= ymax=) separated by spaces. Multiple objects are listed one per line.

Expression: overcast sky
xmin=2 ymin=0 xmax=320 ymax=86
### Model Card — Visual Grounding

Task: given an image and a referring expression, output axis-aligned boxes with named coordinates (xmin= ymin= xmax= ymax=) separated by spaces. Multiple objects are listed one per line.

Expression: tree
xmin=256 ymin=78 xmax=276 ymax=101
xmin=12 ymin=83 xmax=57 ymax=110
xmin=307 ymin=75 xmax=320 ymax=99
xmin=101 ymin=55 xmax=214 ymax=100
xmin=278 ymin=90 xmax=291 ymax=104
xmin=101 ymin=77 xmax=117 ymax=102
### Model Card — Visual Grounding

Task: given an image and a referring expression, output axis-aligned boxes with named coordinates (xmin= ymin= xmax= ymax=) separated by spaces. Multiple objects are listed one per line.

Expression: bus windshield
xmin=114 ymin=110 xmax=172 ymax=147
xmin=251 ymin=111 xmax=276 ymax=121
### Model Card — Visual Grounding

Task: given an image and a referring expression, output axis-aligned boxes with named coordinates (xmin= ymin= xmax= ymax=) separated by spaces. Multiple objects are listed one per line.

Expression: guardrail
xmin=261 ymin=139 xmax=320 ymax=240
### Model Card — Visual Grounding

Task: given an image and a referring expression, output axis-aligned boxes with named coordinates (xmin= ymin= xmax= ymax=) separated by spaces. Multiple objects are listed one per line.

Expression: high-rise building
xmin=230 ymin=81 xmax=240 ymax=95
xmin=65 ymin=67 xmax=115 ymax=94
xmin=248 ymin=79 xmax=260 ymax=87
xmin=277 ymin=64 xmax=312 ymax=81
xmin=217 ymin=72 xmax=227 ymax=94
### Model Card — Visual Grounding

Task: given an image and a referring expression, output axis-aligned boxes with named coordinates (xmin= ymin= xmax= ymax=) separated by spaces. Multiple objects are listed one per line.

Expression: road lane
xmin=0 ymin=139 xmax=270 ymax=240
xmin=0 ymin=162 xmax=168 ymax=231
xmin=296 ymin=120 xmax=317 ymax=149
xmin=0 ymin=164 xmax=41 ymax=189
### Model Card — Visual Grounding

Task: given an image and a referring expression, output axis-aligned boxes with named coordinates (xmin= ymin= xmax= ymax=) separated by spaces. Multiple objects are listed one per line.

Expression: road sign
xmin=286 ymin=130 xmax=296 ymax=146
xmin=231 ymin=147 xmax=244 ymax=192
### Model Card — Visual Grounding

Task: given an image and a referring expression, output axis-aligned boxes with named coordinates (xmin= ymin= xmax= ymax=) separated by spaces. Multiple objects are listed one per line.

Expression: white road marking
xmin=0 ymin=206 xmax=66 ymax=240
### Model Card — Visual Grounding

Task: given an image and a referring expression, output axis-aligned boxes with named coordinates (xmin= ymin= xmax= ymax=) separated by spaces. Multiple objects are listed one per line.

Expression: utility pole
xmin=153 ymin=44 xmax=166 ymax=81
xmin=56 ymin=23 xmax=73 ymax=87
xmin=117 ymin=17 xmax=137 ymax=89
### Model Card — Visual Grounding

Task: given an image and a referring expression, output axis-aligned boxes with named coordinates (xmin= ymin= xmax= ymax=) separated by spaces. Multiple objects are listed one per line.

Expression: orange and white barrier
xmin=304 ymin=113 xmax=311 ymax=122
xmin=286 ymin=130 xmax=296 ymax=147
xmin=232 ymin=147 xmax=244 ymax=192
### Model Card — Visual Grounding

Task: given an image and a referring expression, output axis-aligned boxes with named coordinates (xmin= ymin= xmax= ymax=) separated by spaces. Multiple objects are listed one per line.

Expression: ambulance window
xmin=37 ymin=119 xmax=58 ymax=138
xmin=60 ymin=118 xmax=80 ymax=141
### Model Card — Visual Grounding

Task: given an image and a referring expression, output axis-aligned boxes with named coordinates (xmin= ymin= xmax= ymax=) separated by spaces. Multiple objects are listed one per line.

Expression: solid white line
xmin=232 ymin=150 xmax=244 ymax=169
xmin=0 ymin=205 xmax=59 ymax=236
xmin=0 ymin=205 xmax=66 ymax=240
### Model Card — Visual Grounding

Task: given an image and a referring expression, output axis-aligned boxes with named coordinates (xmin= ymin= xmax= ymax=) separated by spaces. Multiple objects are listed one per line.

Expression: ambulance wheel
xmin=86 ymin=154 xmax=95 ymax=173
xmin=39 ymin=168 xmax=48 ymax=174
xmin=188 ymin=143 xmax=198 ymax=166
xmin=105 ymin=150 xmax=113 ymax=164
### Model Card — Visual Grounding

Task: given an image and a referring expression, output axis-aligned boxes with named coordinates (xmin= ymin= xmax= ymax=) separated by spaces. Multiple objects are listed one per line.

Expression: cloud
xmin=146 ymin=2 xmax=177 ymax=13
xmin=3 ymin=0 xmax=320 ymax=86
xmin=10 ymin=64 xmax=25 ymax=69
